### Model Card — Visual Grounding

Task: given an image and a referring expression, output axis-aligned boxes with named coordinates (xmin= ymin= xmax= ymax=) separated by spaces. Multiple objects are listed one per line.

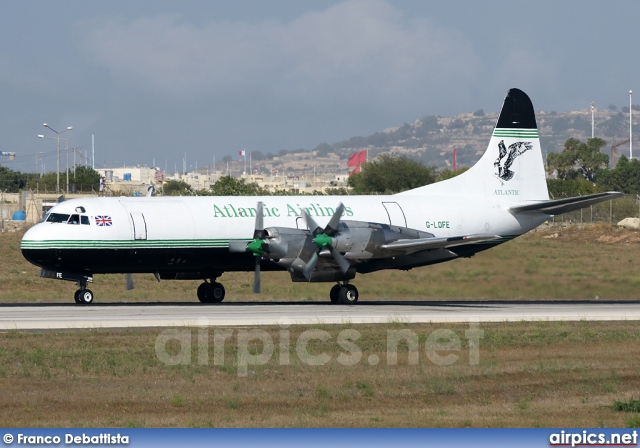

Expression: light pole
xmin=40 ymin=123 xmax=72 ymax=194
xmin=65 ymin=140 xmax=70 ymax=193
xmin=630 ymin=90 xmax=633 ymax=160
xmin=591 ymin=102 xmax=595 ymax=139
xmin=38 ymin=133 xmax=70 ymax=194
xmin=71 ymin=147 xmax=79 ymax=178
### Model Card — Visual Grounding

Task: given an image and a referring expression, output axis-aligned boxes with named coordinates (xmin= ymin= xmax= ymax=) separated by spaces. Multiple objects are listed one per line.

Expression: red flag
xmin=347 ymin=149 xmax=367 ymax=174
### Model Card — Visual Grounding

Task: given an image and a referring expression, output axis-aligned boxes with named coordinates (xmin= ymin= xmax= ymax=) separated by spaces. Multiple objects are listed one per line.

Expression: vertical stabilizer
xmin=399 ymin=88 xmax=549 ymax=203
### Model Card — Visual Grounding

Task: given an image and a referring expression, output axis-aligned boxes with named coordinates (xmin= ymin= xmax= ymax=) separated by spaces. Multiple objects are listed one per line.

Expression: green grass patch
xmin=610 ymin=397 xmax=640 ymax=413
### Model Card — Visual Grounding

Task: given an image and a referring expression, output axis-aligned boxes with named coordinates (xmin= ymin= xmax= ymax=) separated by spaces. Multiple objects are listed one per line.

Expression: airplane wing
xmin=379 ymin=234 xmax=500 ymax=256
xmin=509 ymin=191 xmax=623 ymax=216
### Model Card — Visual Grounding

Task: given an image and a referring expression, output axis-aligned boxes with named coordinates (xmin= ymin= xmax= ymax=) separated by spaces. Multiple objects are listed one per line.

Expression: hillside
xmin=230 ymin=107 xmax=638 ymax=178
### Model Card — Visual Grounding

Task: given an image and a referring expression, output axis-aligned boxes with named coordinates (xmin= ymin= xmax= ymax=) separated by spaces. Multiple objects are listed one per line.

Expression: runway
xmin=2 ymin=301 xmax=640 ymax=330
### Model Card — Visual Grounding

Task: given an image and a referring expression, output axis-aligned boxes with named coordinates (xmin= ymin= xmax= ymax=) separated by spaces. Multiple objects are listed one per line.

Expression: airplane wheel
xmin=74 ymin=290 xmax=82 ymax=304
xmin=211 ymin=282 xmax=225 ymax=303
xmin=77 ymin=289 xmax=94 ymax=305
xmin=339 ymin=285 xmax=358 ymax=305
xmin=329 ymin=284 xmax=341 ymax=304
xmin=197 ymin=282 xmax=208 ymax=302
xmin=198 ymin=282 xmax=225 ymax=303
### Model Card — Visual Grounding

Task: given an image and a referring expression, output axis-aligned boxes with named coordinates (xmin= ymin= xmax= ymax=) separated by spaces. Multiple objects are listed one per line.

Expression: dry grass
xmin=1 ymin=322 xmax=640 ymax=427
xmin=2 ymin=224 xmax=640 ymax=303
xmin=3 ymin=225 xmax=640 ymax=427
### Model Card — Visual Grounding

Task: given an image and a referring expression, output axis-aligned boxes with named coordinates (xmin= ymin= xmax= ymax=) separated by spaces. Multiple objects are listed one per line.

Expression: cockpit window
xmin=46 ymin=213 xmax=70 ymax=223
xmin=45 ymin=212 xmax=91 ymax=224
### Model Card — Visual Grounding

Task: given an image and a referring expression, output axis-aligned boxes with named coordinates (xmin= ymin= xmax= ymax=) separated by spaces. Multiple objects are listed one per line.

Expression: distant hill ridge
xmin=318 ymin=106 xmax=638 ymax=169
xmin=237 ymin=106 xmax=638 ymax=178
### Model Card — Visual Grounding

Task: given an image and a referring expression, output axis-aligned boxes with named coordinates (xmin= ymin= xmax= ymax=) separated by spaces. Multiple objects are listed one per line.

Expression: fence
xmin=27 ymin=184 xmax=98 ymax=195
xmin=548 ymin=194 xmax=640 ymax=225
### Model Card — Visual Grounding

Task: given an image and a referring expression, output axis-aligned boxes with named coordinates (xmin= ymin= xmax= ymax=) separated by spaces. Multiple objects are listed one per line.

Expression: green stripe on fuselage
xmin=20 ymin=239 xmax=237 ymax=250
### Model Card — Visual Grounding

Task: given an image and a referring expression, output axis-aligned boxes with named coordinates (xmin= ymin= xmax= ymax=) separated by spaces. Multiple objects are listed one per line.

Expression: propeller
xmin=245 ymin=202 xmax=266 ymax=293
xmin=301 ymin=203 xmax=350 ymax=280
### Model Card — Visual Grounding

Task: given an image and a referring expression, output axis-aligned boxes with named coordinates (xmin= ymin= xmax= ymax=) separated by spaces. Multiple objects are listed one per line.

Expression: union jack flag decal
xmin=95 ymin=215 xmax=113 ymax=226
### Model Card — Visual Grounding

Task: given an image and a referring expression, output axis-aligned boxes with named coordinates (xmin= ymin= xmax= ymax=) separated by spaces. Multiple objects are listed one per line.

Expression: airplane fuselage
xmin=21 ymin=194 xmax=543 ymax=278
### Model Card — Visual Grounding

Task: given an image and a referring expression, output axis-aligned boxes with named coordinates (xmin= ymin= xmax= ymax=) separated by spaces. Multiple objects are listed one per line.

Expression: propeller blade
xmin=253 ymin=256 xmax=261 ymax=293
xmin=126 ymin=273 xmax=135 ymax=290
xmin=301 ymin=202 xmax=347 ymax=279
xmin=327 ymin=246 xmax=350 ymax=273
xmin=301 ymin=208 xmax=321 ymax=235
xmin=253 ymin=201 xmax=264 ymax=239
xmin=324 ymin=203 xmax=345 ymax=236
xmin=303 ymin=251 xmax=320 ymax=280
xmin=265 ymin=241 xmax=287 ymax=259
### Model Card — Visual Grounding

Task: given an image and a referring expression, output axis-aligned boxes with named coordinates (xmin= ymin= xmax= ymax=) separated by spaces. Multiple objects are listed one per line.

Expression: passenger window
xmin=81 ymin=216 xmax=90 ymax=225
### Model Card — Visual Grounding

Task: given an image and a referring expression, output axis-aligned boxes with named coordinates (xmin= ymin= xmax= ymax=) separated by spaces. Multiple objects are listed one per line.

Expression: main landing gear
xmin=330 ymin=283 xmax=359 ymax=305
xmin=197 ymin=280 xmax=226 ymax=303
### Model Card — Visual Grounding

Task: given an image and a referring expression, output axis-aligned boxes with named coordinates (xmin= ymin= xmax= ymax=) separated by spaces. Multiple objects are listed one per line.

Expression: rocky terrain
xmin=227 ymin=106 xmax=638 ymax=178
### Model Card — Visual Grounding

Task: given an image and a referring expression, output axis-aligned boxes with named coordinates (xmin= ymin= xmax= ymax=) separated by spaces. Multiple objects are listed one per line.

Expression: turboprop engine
xmin=230 ymin=202 xmax=437 ymax=290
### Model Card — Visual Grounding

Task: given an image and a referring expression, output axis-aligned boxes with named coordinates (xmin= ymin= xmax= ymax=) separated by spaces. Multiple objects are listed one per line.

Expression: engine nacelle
xmin=263 ymin=221 xmax=435 ymax=271
xmin=261 ymin=227 xmax=309 ymax=259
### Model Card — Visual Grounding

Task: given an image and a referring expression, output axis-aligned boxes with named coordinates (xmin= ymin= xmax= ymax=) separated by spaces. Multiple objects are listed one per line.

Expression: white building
xmin=97 ymin=167 xmax=158 ymax=184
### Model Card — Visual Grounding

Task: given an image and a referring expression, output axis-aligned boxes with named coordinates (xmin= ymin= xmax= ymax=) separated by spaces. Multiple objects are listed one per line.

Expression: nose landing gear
xmin=74 ymin=278 xmax=93 ymax=305
xmin=74 ymin=288 xmax=94 ymax=304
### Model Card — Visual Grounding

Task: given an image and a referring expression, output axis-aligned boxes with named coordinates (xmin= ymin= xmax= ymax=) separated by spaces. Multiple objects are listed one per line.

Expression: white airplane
xmin=21 ymin=88 xmax=621 ymax=305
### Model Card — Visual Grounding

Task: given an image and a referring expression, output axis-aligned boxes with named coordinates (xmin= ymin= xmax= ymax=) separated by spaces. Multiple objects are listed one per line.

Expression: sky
xmin=0 ymin=0 xmax=638 ymax=174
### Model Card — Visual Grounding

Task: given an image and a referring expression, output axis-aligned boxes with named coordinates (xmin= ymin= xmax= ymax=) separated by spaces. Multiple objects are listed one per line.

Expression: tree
xmin=547 ymin=177 xmax=598 ymax=198
xmin=162 ymin=180 xmax=193 ymax=196
xmin=209 ymin=175 xmax=266 ymax=196
xmin=0 ymin=166 xmax=29 ymax=192
xmin=547 ymin=138 xmax=608 ymax=182
xmin=324 ymin=187 xmax=350 ymax=195
xmin=313 ymin=143 xmax=333 ymax=157
xmin=250 ymin=151 xmax=266 ymax=161
xmin=347 ymin=154 xmax=437 ymax=194
xmin=436 ymin=166 xmax=470 ymax=182
xmin=597 ymin=156 xmax=640 ymax=195
xmin=71 ymin=166 xmax=100 ymax=190
xmin=25 ymin=165 xmax=100 ymax=193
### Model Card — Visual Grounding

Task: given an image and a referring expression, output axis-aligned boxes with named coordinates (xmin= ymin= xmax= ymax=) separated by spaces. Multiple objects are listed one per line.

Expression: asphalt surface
xmin=2 ymin=300 xmax=640 ymax=330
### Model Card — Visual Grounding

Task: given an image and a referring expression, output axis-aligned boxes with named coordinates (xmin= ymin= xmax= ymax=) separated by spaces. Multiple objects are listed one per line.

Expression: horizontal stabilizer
xmin=380 ymin=234 xmax=500 ymax=255
xmin=509 ymin=191 xmax=623 ymax=216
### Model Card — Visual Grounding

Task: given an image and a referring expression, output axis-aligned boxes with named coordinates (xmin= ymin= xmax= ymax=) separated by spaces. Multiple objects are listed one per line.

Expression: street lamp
xmin=39 ymin=123 xmax=72 ymax=194
xmin=38 ymin=132 xmax=70 ymax=194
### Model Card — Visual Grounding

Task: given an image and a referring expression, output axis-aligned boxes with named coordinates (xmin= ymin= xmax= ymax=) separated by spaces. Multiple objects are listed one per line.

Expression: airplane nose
xmin=21 ymin=248 xmax=44 ymax=268
xmin=21 ymin=224 xmax=53 ymax=268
